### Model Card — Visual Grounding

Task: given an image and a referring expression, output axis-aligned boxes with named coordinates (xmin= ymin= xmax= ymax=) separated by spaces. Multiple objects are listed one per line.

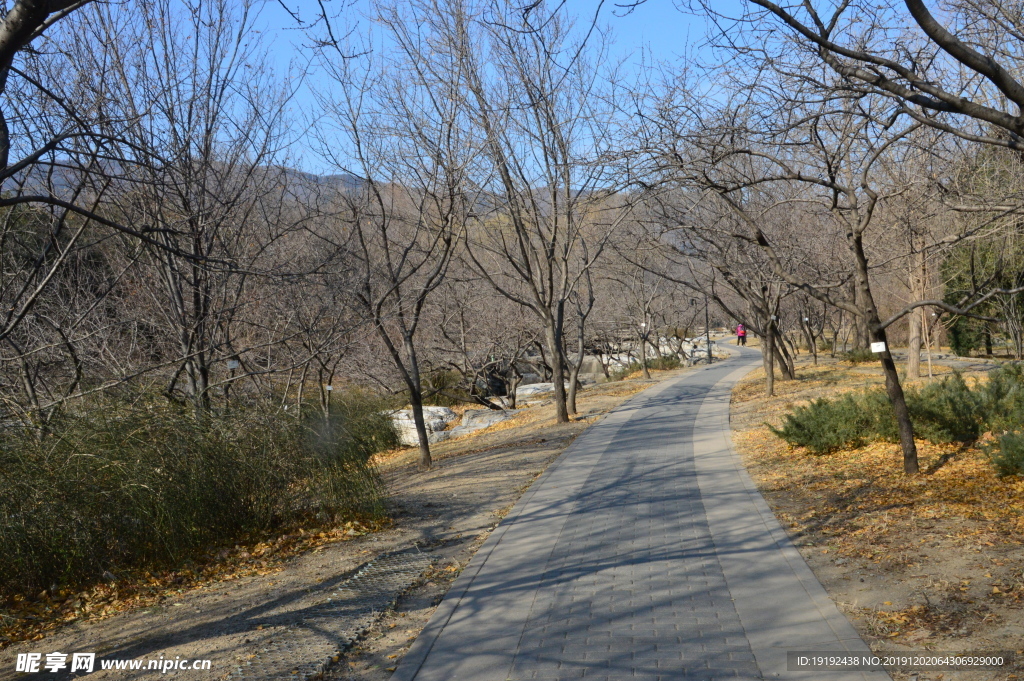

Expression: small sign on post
xmin=325 ymin=385 xmax=333 ymax=392
xmin=870 ymin=342 xmax=887 ymax=353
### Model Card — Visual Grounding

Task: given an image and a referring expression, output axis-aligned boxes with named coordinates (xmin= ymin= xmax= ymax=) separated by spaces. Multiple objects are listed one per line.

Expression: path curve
xmin=392 ymin=349 xmax=889 ymax=681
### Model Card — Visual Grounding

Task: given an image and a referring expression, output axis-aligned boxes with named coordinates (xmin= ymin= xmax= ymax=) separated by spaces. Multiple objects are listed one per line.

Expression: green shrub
xmin=989 ymin=431 xmax=1024 ymax=476
xmin=0 ymin=396 xmax=390 ymax=597
xmin=772 ymin=360 xmax=1024 ymax=477
xmin=978 ymin=362 xmax=1024 ymax=432
xmin=330 ymin=390 xmax=402 ymax=460
xmin=649 ymin=355 xmax=681 ymax=370
xmin=842 ymin=347 xmax=876 ymax=364
xmin=770 ymin=394 xmax=877 ymax=454
xmin=857 ymin=389 xmax=900 ymax=442
xmin=909 ymin=373 xmax=982 ymax=443
xmin=771 ymin=372 xmax=984 ymax=454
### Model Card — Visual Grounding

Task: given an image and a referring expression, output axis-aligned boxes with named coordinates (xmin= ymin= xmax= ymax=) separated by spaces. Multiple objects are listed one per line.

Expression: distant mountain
xmin=6 ymin=160 xmax=367 ymax=203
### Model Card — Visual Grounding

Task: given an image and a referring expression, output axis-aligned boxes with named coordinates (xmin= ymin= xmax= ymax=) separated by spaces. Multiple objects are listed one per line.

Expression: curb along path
xmin=391 ymin=349 xmax=889 ymax=681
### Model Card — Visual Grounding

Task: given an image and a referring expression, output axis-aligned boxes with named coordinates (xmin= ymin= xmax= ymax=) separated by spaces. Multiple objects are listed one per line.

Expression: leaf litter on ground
xmin=732 ymin=357 xmax=1024 ymax=673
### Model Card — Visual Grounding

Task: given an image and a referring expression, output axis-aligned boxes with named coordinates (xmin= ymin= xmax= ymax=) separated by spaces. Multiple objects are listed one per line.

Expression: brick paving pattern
xmin=393 ymin=352 xmax=887 ymax=681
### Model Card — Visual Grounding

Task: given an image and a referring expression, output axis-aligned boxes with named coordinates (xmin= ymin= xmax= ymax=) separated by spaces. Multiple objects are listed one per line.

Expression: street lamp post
xmin=640 ymin=321 xmax=649 ymax=377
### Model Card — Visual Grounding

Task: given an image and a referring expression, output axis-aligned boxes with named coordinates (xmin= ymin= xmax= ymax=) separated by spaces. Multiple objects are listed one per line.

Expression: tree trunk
xmin=183 ymin=355 xmax=211 ymax=413
xmin=407 ymin=386 xmax=432 ymax=471
xmin=907 ymin=308 xmax=922 ymax=380
xmin=505 ymin=365 xmax=522 ymax=409
xmin=774 ymin=329 xmax=795 ymax=379
xmin=852 ymin=230 xmax=918 ymax=473
xmin=533 ymin=341 xmax=552 ymax=381
xmin=853 ymin=287 xmax=870 ymax=349
xmin=402 ymin=336 xmax=432 ymax=471
xmin=763 ymin=330 xmax=775 ymax=397
xmin=907 ymin=250 xmax=925 ymax=379
xmin=543 ymin=320 xmax=570 ymax=423
xmin=295 ymin=362 xmax=309 ymax=418
xmin=853 ymin=316 xmax=870 ymax=350
xmin=801 ymin=317 xmax=819 ymax=365
xmin=567 ymin=361 xmax=581 ymax=415
xmin=830 ymin=312 xmax=842 ymax=358
xmin=319 ymin=371 xmax=332 ymax=419
xmin=874 ymin=326 xmax=919 ymax=473
xmin=771 ymin=339 xmax=790 ymax=379
xmin=567 ymin=318 xmax=589 ymax=415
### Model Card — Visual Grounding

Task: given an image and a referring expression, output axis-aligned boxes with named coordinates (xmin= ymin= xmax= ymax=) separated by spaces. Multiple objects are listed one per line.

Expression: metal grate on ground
xmin=227 ymin=548 xmax=434 ymax=681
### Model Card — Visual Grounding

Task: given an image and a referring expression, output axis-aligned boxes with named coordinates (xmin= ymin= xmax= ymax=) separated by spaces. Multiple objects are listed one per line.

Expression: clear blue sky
xmin=258 ymin=0 xmax=740 ymax=170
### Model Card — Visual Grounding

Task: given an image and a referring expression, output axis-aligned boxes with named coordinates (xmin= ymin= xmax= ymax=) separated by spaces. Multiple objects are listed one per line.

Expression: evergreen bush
xmin=771 ymin=363 xmax=1024 ymax=477
xmin=909 ymin=373 xmax=982 ymax=443
xmin=842 ymin=348 xmax=876 ymax=364
xmin=978 ymin=363 xmax=1024 ymax=432
xmin=770 ymin=394 xmax=877 ymax=454
xmin=989 ymin=432 xmax=1024 ymax=477
xmin=650 ymin=355 xmax=681 ymax=370
xmin=0 ymin=394 xmax=391 ymax=597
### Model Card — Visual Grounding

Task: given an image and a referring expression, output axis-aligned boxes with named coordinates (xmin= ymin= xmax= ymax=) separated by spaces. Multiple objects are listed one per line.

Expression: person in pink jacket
xmin=736 ymin=323 xmax=747 ymax=346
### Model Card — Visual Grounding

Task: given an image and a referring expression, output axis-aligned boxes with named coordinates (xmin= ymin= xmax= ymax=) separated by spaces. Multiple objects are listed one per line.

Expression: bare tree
xmin=426 ymin=273 xmax=541 ymax=410
xmin=422 ymin=0 xmax=626 ymax=423
xmin=0 ymin=0 xmax=242 ymax=353
xmin=0 ymin=0 xmax=98 ymax=187
xmin=688 ymin=0 xmax=1024 ymax=151
xmin=91 ymin=0 xmax=301 ymax=413
xmin=628 ymin=185 xmax=803 ymax=395
xmin=637 ymin=52 xmax=936 ymax=468
xmin=312 ymin=13 xmax=472 ymax=470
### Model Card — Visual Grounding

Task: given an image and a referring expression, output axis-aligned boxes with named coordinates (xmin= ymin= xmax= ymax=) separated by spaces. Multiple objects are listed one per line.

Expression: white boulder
xmin=388 ymin=406 xmax=458 ymax=446
xmin=515 ymin=383 xmax=555 ymax=399
xmin=446 ymin=409 xmax=520 ymax=439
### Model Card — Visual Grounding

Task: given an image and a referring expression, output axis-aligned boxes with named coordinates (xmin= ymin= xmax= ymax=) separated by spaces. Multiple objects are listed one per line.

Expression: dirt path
xmin=0 ymin=370 xmax=686 ymax=681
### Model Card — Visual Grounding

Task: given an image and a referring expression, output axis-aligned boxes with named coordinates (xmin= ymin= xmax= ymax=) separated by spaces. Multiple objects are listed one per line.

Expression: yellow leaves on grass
xmin=733 ymin=358 xmax=1024 ymax=613
xmin=737 ymin=423 xmax=1024 ymax=539
xmin=0 ymin=518 xmax=389 ymax=648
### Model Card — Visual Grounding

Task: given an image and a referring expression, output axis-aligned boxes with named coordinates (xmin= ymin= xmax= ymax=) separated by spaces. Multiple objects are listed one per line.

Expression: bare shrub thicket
xmin=0 ymin=1 xmax=398 ymax=595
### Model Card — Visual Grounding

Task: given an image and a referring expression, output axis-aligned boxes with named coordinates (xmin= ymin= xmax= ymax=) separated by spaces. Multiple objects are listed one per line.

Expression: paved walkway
xmin=392 ymin=350 xmax=889 ymax=681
